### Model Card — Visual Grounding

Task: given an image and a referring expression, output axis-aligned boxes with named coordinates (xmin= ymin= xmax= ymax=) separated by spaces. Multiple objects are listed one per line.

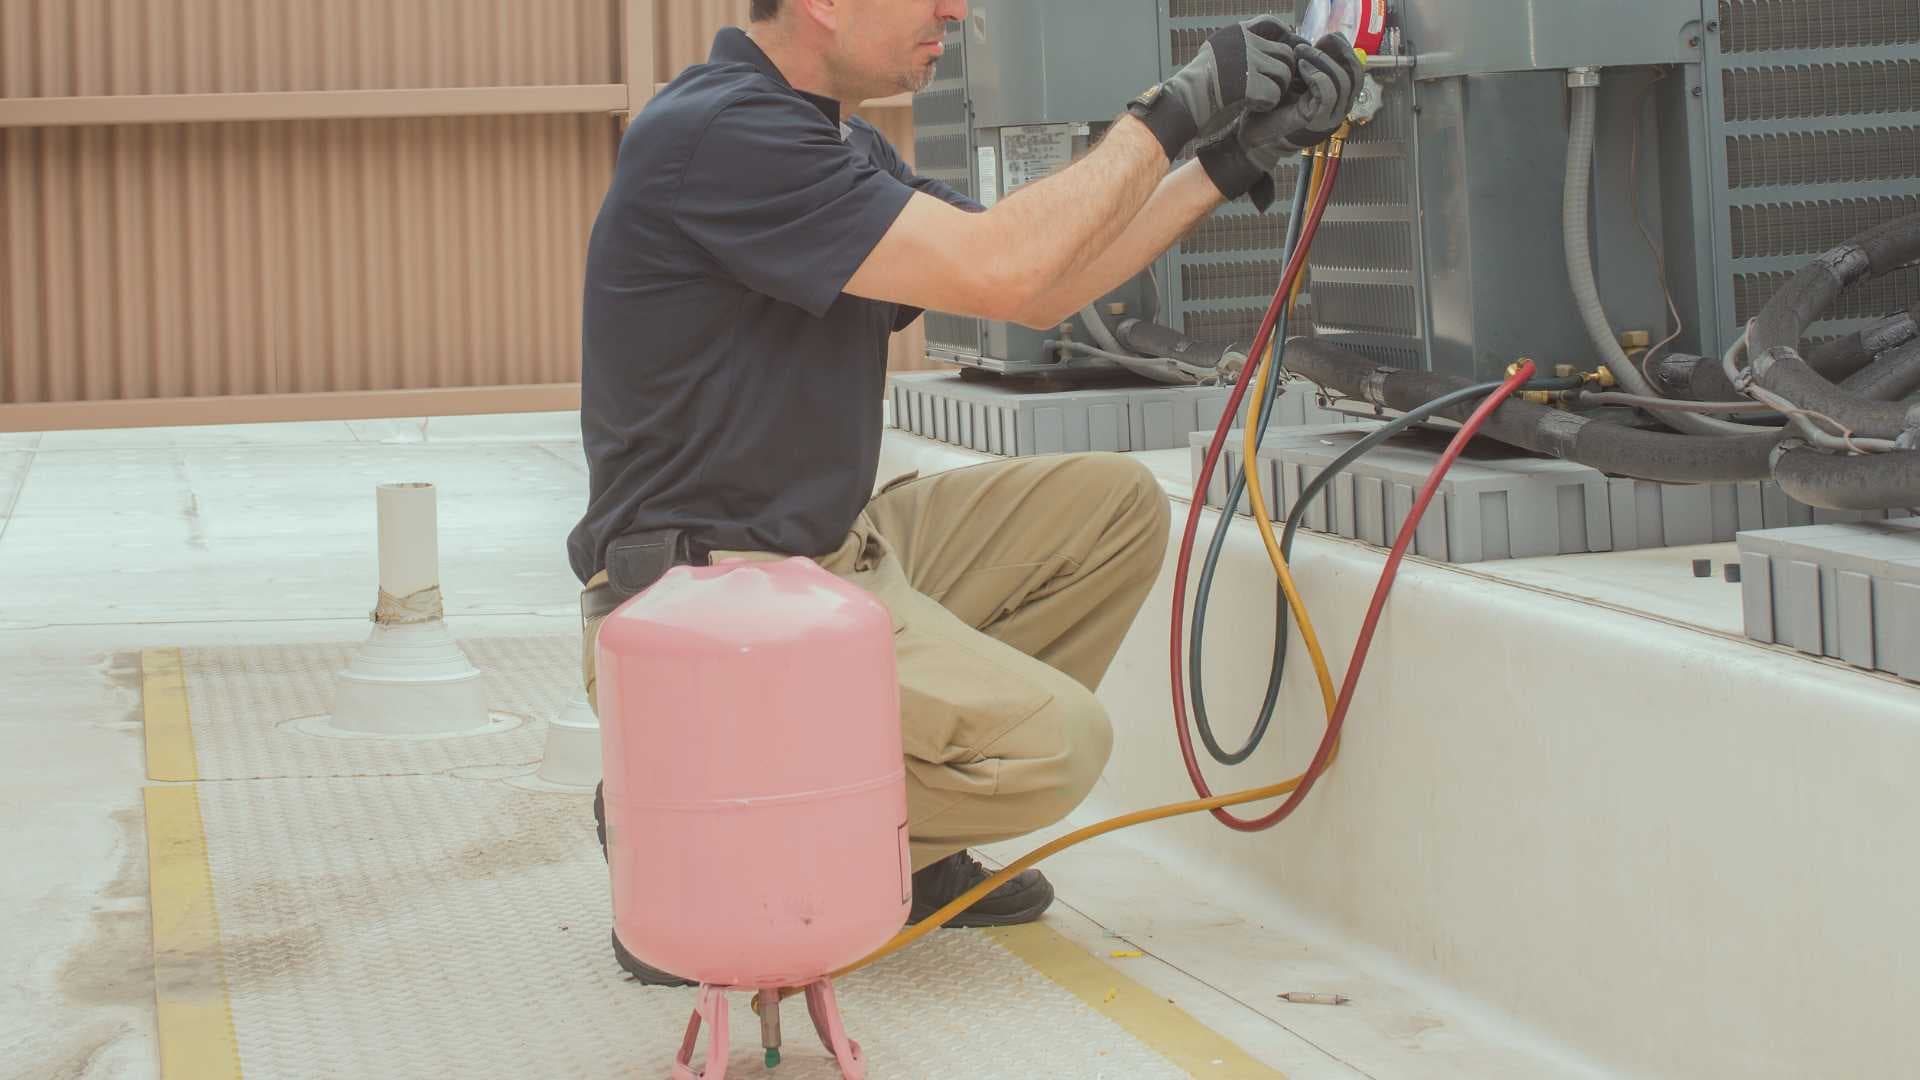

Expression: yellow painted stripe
xmin=143 ymin=648 xmax=198 ymax=782
xmin=145 ymin=785 xmax=242 ymax=1080
xmin=988 ymin=923 xmax=1286 ymax=1080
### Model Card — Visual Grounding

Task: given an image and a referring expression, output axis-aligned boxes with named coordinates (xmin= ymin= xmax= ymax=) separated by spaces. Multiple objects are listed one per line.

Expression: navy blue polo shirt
xmin=567 ymin=27 xmax=980 ymax=583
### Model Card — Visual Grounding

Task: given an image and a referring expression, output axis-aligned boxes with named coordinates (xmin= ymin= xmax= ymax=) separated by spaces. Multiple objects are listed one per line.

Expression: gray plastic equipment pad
xmin=1192 ymin=425 xmax=1610 ymax=564
xmin=1608 ymin=479 xmax=1911 ymax=550
xmin=1194 ymin=428 xmax=1915 ymax=563
xmin=889 ymin=372 xmax=1350 ymax=457
xmin=1737 ymin=519 xmax=1920 ymax=682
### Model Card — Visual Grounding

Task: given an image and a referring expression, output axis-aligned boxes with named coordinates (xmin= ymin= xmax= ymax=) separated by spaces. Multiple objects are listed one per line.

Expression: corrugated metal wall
xmin=0 ymin=0 xmax=621 ymax=94
xmin=0 ymin=0 xmax=930 ymax=431
xmin=660 ymin=0 xmax=753 ymax=73
xmin=5 ymin=115 xmax=610 ymax=404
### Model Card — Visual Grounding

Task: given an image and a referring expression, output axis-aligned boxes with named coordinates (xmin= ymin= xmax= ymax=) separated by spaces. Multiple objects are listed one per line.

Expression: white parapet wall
xmin=881 ymin=427 xmax=1920 ymax=1080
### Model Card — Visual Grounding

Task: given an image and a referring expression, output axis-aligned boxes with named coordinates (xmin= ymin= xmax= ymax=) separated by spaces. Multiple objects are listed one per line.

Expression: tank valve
xmin=759 ymin=988 xmax=783 ymax=1067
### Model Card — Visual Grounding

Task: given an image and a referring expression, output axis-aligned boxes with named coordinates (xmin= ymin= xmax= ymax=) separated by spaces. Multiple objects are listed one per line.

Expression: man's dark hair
xmin=750 ymin=0 xmax=779 ymax=20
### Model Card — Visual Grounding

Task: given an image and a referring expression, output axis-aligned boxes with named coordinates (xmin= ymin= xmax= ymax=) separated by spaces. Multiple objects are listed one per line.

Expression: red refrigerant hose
xmin=1237 ymin=360 xmax=1538 ymax=829
xmin=1170 ymin=150 xmax=1344 ymax=830
xmin=1170 ymin=139 xmax=1538 ymax=830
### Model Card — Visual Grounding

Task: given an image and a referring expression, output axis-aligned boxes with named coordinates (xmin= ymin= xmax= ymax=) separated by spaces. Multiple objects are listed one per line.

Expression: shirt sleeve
xmin=905 ymin=173 xmax=984 ymax=213
xmin=673 ymin=92 xmax=917 ymax=319
xmin=848 ymin=119 xmax=984 ymax=330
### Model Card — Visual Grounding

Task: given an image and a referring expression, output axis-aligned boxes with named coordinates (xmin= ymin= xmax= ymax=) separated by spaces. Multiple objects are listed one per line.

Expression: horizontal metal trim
xmin=0 ymin=385 xmax=582 ymax=434
xmin=650 ymin=84 xmax=910 ymax=109
xmin=0 ymin=86 xmax=630 ymax=128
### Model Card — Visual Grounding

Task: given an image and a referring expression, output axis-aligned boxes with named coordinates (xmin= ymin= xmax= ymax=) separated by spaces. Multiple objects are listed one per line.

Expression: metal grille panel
xmin=1168 ymin=0 xmax=1274 ymax=18
xmin=915 ymin=133 xmax=971 ymax=172
xmin=1321 ymin=342 xmax=1423 ymax=370
xmin=1296 ymin=69 xmax=1426 ymax=369
xmin=1164 ymin=10 xmax=1299 ymax=346
xmin=1183 ymin=309 xmax=1271 ymax=349
xmin=1180 ymin=260 xmax=1287 ymax=304
xmin=924 ymin=313 xmax=981 ymax=356
xmin=933 ymin=42 xmax=964 ymax=83
xmin=1179 ymin=209 xmax=1293 ymax=256
xmin=1735 ymin=266 xmax=1920 ymax=325
xmin=1169 ymin=29 xmax=1210 ymax=68
xmin=911 ymin=21 xmax=970 ymax=198
xmin=1320 ymin=156 xmax=1415 ymax=206
xmin=1726 ymin=127 xmax=1920 ymax=189
xmin=914 ymin=88 xmax=968 ymax=128
xmin=1708 ymin=2 xmax=1920 ymax=351
xmin=1717 ymin=0 xmax=1920 ymax=53
xmin=1311 ymin=283 xmax=1422 ymax=338
xmin=1732 ymin=196 xmax=1920 ymax=259
xmin=1723 ymin=61 xmax=1920 ymax=122
xmin=1308 ymin=221 xmax=1419 ymax=274
xmin=1343 ymin=96 xmax=1413 ymax=144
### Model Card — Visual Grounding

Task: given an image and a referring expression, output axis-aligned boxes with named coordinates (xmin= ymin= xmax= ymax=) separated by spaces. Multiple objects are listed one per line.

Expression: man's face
xmin=828 ymin=0 xmax=966 ymax=100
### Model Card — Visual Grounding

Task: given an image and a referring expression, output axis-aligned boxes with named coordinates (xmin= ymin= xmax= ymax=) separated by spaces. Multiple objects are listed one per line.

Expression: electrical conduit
xmin=1563 ymin=70 xmax=1758 ymax=437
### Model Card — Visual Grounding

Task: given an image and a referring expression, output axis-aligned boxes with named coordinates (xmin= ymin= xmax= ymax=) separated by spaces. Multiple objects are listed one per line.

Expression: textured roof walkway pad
xmin=138 ymin=640 xmax=1282 ymax=1079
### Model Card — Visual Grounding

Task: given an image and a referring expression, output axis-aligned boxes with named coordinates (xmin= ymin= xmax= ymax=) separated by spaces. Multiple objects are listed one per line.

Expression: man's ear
xmin=789 ymin=0 xmax=842 ymax=33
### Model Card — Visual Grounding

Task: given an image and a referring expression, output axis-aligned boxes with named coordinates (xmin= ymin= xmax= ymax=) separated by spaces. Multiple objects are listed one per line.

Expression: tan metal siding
xmin=658 ymin=1 xmax=752 ymax=75
xmin=0 ymin=1 xmax=934 ymax=430
xmin=0 ymin=0 xmax=620 ymax=95
xmin=3 ymin=114 xmax=613 ymax=407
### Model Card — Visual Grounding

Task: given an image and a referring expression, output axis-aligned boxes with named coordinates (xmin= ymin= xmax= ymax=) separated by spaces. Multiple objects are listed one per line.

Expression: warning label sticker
xmin=976 ymin=146 xmax=999 ymax=208
xmin=999 ymin=124 xmax=1076 ymax=193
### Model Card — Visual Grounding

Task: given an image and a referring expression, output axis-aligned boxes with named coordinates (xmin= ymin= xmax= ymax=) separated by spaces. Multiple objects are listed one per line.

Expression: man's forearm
xmin=1021 ymin=160 xmax=1227 ymax=327
xmin=971 ymin=116 xmax=1169 ymax=327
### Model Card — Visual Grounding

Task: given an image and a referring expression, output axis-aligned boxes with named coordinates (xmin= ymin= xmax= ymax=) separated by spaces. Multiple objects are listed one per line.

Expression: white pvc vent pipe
xmin=328 ymin=482 xmax=492 ymax=737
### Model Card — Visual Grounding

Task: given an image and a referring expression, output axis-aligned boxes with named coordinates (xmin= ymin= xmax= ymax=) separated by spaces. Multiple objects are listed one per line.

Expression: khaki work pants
xmin=582 ymin=452 xmax=1170 ymax=871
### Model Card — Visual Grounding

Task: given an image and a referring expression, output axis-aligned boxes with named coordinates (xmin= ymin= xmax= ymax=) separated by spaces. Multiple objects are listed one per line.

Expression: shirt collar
xmin=711 ymin=26 xmax=844 ymax=128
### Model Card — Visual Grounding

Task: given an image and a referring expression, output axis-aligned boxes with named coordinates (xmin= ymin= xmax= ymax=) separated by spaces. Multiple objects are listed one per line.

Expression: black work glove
xmin=1126 ymin=16 xmax=1307 ymax=163
xmin=1195 ymin=33 xmax=1365 ymax=210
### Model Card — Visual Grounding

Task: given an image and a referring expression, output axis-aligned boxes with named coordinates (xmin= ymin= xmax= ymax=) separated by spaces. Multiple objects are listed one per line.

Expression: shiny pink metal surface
xmin=597 ymin=556 xmax=911 ymax=991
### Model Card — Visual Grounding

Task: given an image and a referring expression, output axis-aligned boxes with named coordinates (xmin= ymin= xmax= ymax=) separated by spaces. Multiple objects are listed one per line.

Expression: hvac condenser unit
xmin=914 ymin=3 xmax=1172 ymax=375
xmin=1296 ymin=0 xmax=1920 ymax=378
xmin=915 ymin=0 xmax=1920 ymax=383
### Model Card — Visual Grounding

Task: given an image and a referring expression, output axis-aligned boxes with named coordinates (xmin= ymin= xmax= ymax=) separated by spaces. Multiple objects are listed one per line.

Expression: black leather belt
xmin=581 ymin=528 xmax=702 ymax=621
xmin=580 ymin=582 xmax=628 ymax=622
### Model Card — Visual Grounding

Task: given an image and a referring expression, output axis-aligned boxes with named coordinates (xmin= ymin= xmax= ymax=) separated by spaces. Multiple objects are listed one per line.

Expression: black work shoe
xmin=595 ymin=783 xmax=697 ymax=988
xmin=609 ymin=928 xmax=696 ymax=988
xmin=909 ymin=851 xmax=1055 ymax=928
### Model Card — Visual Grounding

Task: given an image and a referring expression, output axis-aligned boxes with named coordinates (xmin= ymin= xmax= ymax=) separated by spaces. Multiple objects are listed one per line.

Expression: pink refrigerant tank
xmin=596 ymin=556 xmax=910 ymax=1079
